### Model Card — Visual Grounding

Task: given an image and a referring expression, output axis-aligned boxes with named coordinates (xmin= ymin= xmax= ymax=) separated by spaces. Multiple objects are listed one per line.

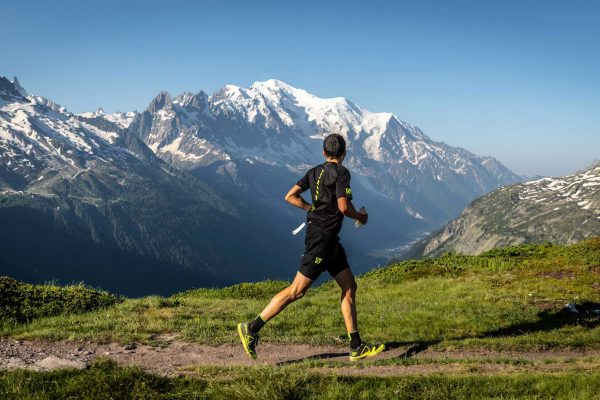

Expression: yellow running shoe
xmin=349 ymin=342 xmax=385 ymax=361
xmin=237 ymin=321 xmax=258 ymax=359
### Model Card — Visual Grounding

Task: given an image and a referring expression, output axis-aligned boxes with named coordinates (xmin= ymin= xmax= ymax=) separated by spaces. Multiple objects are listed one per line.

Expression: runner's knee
xmin=342 ymin=281 xmax=357 ymax=297
xmin=288 ymin=286 xmax=307 ymax=301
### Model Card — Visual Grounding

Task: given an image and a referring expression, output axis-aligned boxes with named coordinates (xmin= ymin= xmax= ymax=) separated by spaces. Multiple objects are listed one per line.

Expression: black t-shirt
xmin=296 ymin=161 xmax=353 ymax=235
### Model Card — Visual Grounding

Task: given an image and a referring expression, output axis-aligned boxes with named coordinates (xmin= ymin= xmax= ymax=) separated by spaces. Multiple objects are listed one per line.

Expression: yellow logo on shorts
xmin=314 ymin=257 xmax=323 ymax=264
xmin=345 ymin=187 xmax=352 ymax=195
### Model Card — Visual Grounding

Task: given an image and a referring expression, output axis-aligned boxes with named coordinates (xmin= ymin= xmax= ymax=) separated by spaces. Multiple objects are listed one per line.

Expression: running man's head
xmin=323 ymin=133 xmax=346 ymax=162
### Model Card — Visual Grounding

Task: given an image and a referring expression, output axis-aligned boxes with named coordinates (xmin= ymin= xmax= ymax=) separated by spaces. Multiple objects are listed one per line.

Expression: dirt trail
xmin=1 ymin=338 xmax=599 ymax=377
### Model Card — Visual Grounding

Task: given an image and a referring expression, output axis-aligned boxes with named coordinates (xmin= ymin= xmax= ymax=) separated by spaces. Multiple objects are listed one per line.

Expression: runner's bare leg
xmin=259 ymin=272 xmax=313 ymax=321
xmin=334 ymin=268 xmax=358 ymax=333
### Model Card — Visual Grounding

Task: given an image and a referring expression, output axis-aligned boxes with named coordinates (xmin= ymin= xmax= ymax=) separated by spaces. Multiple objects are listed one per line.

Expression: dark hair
xmin=323 ymin=134 xmax=346 ymax=158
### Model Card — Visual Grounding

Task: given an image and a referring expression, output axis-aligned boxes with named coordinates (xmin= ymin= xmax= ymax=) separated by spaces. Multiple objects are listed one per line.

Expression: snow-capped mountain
xmin=0 ymin=76 xmax=301 ymax=295
xmin=0 ymin=76 xmax=131 ymax=189
xmin=0 ymin=75 xmax=525 ymax=293
xmin=415 ymin=163 xmax=600 ymax=257
xmin=126 ymin=79 xmax=522 ymax=229
xmin=79 ymin=108 xmax=137 ymax=129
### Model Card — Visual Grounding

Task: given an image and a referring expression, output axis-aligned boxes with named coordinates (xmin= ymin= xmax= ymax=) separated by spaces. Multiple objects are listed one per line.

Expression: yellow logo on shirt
xmin=346 ymin=187 xmax=352 ymax=195
xmin=315 ymin=257 xmax=323 ymax=264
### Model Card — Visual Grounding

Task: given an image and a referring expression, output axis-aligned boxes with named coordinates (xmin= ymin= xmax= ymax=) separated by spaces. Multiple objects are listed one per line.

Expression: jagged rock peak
xmin=147 ymin=91 xmax=173 ymax=113
xmin=0 ymin=76 xmax=25 ymax=98
xmin=174 ymin=90 xmax=209 ymax=109
xmin=12 ymin=76 xmax=28 ymax=96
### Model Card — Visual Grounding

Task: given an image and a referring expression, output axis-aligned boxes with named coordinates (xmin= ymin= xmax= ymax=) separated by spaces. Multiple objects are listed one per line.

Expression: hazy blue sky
xmin=2 ymin=0 xmax=598 ymax=176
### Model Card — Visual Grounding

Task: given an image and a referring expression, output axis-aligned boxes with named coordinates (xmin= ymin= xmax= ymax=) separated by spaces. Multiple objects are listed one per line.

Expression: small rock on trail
xmin=36 ymin=356 xmax=86 ymax=371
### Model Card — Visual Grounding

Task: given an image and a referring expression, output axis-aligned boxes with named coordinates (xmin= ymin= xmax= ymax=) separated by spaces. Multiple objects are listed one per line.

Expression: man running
xmin=237 ymin=133 xmax=385 ymax=361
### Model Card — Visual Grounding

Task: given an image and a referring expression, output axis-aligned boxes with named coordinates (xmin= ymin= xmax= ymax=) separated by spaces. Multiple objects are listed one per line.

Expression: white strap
xmin=292 ymin=222 xmax=306 ymax=235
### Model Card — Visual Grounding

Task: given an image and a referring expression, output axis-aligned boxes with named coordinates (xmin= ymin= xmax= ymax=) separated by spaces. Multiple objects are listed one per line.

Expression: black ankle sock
xmin=248 ymin=315 xmax=266 ymax=333
xmin=349 ymin=331 xmax=361 ymax=349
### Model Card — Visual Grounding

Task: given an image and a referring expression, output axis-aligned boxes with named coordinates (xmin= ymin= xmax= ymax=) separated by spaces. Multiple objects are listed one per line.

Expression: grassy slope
xmin=1 ymin=238 xmax=599 ymax=352
xmin=1 ymin=239 xmax=600 ymax=399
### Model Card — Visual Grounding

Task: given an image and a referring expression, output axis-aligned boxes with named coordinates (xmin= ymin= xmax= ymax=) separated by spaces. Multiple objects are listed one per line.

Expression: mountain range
xmin=413 ymin=162 xmax=600 ymax=257
xmin=125 ymin=79 xmax=521 ymax=226
xmin=1 ymin=76 xmax=522 ymax=294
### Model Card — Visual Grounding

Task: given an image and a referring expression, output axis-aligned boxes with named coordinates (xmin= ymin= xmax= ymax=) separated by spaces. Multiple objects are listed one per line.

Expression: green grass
xmin=1 ymin=239 xmax=600 ymax=399
xmin=0 ymin=277 xmax=121 ymax=324
xmin=2 ymin=359 xmax=600 ymax=400
xmin=1 ymin=238 xmax=599 ymax=352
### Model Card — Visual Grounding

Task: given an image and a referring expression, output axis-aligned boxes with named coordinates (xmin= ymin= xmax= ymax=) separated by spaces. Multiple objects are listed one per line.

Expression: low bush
xmin=0 ymin=276 xmax=121 ymax=324
xmin=175 ymin=280 xmax=288 ymax=300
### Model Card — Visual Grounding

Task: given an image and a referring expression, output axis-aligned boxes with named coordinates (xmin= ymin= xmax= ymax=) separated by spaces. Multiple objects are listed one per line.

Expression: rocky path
xmin=1 ymin=338 xmax=599 ymax=377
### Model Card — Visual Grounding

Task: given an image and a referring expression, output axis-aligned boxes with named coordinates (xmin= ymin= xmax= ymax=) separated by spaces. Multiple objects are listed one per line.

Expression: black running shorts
xmin=298 ymin=223 xmax=350 ymax=280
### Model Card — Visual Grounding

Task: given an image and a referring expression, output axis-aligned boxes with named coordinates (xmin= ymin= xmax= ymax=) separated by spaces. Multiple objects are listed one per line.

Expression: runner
xmin=238 ymin=133 xmax=385 ymax=361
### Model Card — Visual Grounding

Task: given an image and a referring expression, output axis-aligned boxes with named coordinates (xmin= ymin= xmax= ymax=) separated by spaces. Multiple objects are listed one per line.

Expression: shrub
xmin=479 ymin=243 xmax=556 ymax=259
xmin=0 ymin=276 xmax=121 ymax=324
xmin=364 ymin=254 xmax=471 ymax=283
xmin=174 ymin=280 xmax=288 ymax=300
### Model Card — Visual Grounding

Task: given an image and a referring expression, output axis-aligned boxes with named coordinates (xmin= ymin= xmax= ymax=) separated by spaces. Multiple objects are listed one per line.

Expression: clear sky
xmin=1 ymin=0 xmax=598 ymax=176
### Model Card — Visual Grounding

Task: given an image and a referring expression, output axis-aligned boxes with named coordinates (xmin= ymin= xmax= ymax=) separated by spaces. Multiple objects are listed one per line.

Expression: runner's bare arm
xmin=285 ymin=185 xmax=312 ymax=211
xmin=337 ymin=197 xmax=368 ymax=224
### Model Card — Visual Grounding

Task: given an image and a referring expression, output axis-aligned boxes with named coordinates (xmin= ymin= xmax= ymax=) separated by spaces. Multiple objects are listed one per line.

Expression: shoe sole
xmin=349 ymin=344 xmax=385 ymax=361
xmin=237 ymin=323 xmax=257 ymax=359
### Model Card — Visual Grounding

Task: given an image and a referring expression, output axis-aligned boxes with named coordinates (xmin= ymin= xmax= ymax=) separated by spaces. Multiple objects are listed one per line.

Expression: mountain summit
xmin=127 ymin=79 xmax=522 ymax=232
